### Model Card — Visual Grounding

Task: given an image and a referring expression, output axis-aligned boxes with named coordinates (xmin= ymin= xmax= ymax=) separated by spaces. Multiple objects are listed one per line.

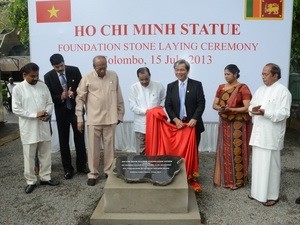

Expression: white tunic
xmin=129 ymin=80 xmax=165 ymax=133
xmin=249 ymin=81 xmax=291 ymax=150
xmin=12 ymin=80 xmax=53 ymax=144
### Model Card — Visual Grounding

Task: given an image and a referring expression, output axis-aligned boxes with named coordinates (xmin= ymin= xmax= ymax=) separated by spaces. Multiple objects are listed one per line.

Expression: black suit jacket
xmin=44 ymin=65 xmax=86 ymax=172
xmin=44 ymin=65 xmax=82 ymax=109
xmin=165 ymin=78 xmax=206 ymax=134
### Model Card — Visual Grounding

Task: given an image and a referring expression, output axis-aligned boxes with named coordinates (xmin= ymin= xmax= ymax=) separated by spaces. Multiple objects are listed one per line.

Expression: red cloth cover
xmin=145 ymin=107 xmax=199 ymax=180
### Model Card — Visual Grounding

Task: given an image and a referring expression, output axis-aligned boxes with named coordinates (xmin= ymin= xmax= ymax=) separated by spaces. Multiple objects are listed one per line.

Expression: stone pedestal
xmin=90 ymin=160 xmax=201 ymax=225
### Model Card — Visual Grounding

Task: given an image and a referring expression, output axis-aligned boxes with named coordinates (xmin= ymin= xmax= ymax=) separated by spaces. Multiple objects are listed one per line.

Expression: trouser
xmin=56 ymin=108 xmax=87 ymax=173
xmin=87 ymin=124 xmax=116 ymax=179
xmin=135 ymin=132 xmax=145 ymax=155
xmin=23 ymin=141 xmax=52 ymax=185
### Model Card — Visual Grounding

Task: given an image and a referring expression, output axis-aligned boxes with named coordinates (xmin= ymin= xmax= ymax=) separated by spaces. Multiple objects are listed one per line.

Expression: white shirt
xmin=12 ymin=80 xmax=53 ymax=144
xmin=249 ymin=81 xmax=291 ymax=150
xmin=129 ymin=80 xmax=165 ymax=133
xmin=7 ymin=83 xmax=16 ymax=97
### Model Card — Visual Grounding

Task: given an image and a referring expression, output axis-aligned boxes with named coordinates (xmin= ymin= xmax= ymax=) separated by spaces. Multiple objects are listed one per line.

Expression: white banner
xmin=28 ymin=0 xmax=293 ymax=122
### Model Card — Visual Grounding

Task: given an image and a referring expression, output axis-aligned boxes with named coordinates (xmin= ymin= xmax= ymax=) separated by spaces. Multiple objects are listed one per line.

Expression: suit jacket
xmin=165 ymin=78 xmax=206 ymax=133
xmin=44 ymin=65 xmax=82 ymax=109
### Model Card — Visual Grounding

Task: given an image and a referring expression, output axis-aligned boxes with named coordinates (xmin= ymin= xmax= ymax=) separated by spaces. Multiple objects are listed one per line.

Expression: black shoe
xmin=64 ymin=171 xmax=74 ymax=179
xmin=40 ymin=180 xmax=60 ymax=186
xmin=77 ymin=168 xmax=89 ymax=174
xmin=296 ymin=197 xmax=300 ymax=204
xmin=87 ymin=178 xmax=96 ymax=186
xmin=25 ymin=184 xmax=36 ymax=194
xmin=105 ymin=173 xmax=108 ymax=178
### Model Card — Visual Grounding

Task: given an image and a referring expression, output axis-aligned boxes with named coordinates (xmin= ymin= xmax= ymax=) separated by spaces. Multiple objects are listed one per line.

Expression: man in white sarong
xmin=12 ymin=63 xmax=59 ymax=194
xmin=129 ymin=67 xmax=165 ymax=155
xmin=248 ymin=63 xmax=291 ymax=206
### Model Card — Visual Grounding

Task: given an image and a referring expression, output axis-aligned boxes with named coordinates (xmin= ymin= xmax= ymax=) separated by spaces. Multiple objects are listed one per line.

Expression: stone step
xmin=91 ymin=188 xmax=201 ymax=225
xmin=104 ymin=161 xmax=188 ymax=213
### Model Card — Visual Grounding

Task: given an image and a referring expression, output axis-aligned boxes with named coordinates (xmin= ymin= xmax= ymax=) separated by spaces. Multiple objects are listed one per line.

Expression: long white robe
xmin=249 ymin=81 xmax=291 ymax=202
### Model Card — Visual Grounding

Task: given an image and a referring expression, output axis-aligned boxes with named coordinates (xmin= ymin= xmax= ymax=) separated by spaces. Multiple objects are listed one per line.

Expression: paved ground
xmin=0 ymin=111 xmax=300 ymax=225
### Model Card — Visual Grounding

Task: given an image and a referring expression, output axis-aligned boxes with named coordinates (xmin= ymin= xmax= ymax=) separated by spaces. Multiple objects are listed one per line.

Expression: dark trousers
xmin=55 ymin=106 xmax=87 ymax=173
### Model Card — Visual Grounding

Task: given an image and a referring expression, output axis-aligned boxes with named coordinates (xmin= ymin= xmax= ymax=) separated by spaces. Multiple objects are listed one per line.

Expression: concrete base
xmin=103 ymin=162 xmax=188 ymax=213
xmin=90 ymin=188 xmax=201 ymax=225
xmin=90 ymin=160 xmax=201 ymax=225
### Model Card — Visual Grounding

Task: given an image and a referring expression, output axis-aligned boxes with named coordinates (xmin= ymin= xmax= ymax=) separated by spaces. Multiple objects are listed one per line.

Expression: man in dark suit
xmin=165 ymin=59 xmax=205 ymax=191
xmin=44 ymin=54 xmax=88 ymax=179
xmin=165 ymin=59 xmax=205 ymax=147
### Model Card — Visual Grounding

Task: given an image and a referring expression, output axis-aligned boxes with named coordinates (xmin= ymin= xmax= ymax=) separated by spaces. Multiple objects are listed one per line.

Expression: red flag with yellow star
xmin=36 ymin=0 xmax=71 ymax=23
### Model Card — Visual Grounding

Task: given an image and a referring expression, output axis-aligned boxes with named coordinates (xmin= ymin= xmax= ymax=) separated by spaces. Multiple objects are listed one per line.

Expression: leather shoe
xmin=25 ymin=184 xmax=36 ymax=194
xmin=77 ymin=168 xmax=89 ymax=174
xmin=64 ymin=171 xmax=73 ymax=179
xmin=40 ymin=180 xmax=60 ymax=186
xmin=87 ymin=178 xmax=96 ymax=186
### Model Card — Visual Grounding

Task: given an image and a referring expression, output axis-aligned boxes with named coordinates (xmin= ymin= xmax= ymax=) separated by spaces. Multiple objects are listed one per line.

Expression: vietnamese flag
xmin=36 ymin=0 xmax=71 ymax=23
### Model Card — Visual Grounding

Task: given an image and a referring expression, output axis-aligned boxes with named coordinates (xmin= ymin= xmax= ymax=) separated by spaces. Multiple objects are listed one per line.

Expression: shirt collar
xmin=178 ymin=78 xmax=188 ymax=86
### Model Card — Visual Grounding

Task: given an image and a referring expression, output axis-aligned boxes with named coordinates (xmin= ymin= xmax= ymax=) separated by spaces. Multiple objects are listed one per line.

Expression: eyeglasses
xmin=262 ymin=73 xmax=272 ymax=77
xmin=94 ymin=66 xmax=107 ymax=71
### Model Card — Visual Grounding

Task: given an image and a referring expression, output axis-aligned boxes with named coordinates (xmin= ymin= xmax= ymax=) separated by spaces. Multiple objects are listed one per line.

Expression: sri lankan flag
xmin=245 ymin=0 xmax=283 ymax=20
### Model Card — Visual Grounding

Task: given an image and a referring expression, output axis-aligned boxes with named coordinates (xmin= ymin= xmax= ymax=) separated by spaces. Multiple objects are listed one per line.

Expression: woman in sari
xmin=212 ymin=64 xmax=252 ymax=190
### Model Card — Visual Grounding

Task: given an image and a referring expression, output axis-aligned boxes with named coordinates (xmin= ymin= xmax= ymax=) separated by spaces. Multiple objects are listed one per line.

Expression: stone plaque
xmin=113 ymin=155 xmax=182 ymax=186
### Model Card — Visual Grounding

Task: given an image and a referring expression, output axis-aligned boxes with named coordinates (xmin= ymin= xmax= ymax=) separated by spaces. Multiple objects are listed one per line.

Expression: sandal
xmin=248 ymin=194 xmax=254 ymax=200
xmin=230 ymin=186 xmax=240 ymax=190
xmin=263 ymin=199 xmax=279 ymax=207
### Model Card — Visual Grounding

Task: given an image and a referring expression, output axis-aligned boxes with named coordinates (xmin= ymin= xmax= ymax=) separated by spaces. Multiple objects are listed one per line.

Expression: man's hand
xmin=174 ymin=117 xmax=184 ymax=129
xmin=77 ymin=122 xmax=84 ymax=133
xmin=37 ymin=110 xmax=50 ymax=122
xmin=61 ymin=87 xmax=68 ymax=100
xmin=187 ymin=118 xmax=197 ymax=127
xmin=68 ymin=87 xmax=74 ymax=99
xmin=251 ymin=105 xmax=264 ymax=115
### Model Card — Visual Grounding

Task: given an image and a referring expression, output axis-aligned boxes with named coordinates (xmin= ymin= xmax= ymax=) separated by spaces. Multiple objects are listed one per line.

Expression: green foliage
xmin=8 ymin=0 xmax=29 ymax=47
xmin=0 ymin=2 xmax=12 ymax=29
xmin=291 ymin=0 xmax=300 ymax=72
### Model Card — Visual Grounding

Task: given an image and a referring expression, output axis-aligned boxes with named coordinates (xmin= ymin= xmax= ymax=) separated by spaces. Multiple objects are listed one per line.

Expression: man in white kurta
xmin=129 ymin=67 xmax=165 ymax=154
xmin=249 ymin=63 xmax=291 ymax=206
xmin=12 ymin=63 xmax=57 ymax=194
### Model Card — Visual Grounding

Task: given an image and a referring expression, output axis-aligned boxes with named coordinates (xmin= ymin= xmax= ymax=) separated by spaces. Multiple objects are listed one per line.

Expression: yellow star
xmin=48 ymin=6 xmax=60 ymax=18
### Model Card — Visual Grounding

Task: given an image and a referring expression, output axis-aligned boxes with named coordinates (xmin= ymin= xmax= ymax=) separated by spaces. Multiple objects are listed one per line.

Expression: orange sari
xmin=213 ymin=84 xmax=252 ymax=189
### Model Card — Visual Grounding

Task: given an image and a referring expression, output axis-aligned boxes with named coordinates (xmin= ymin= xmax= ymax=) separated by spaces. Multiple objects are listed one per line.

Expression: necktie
xmin=179 ymin=82 xmax=186 ymax=119
xmin=60 ymin=73 xmax=72 ymax=110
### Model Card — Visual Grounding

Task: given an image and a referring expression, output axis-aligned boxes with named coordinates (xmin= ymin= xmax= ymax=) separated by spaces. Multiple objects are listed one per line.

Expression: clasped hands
xmin=61 ymin=87 xmax=74 ymax=100
xmin=218 ymin=106 xmax=235 ymax=113
xmin=37 ymin=110 xmax=50 ymax=122
xmin=250 ymin=105 xmax=264 ymax=115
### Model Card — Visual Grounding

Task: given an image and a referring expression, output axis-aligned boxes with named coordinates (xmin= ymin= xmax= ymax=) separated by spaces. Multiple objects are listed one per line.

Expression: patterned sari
xmin=213 ymin=84 xmax=252 ymax=189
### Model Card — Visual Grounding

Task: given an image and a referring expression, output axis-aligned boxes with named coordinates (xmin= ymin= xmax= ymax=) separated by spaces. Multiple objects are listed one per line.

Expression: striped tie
xmin=60 ymin=73 xmax=72 ymax=110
